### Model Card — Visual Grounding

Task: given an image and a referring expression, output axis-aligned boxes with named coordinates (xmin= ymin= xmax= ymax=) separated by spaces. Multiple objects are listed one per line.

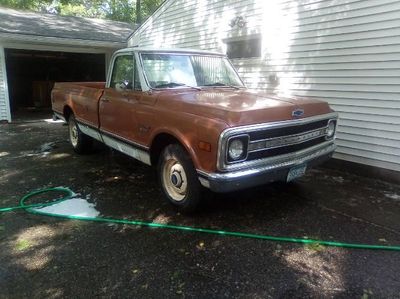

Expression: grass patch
xmin=16 ymin=239 xmax=31 ymax=251
xmin=305 ymin=242 xmax=325 ymax=252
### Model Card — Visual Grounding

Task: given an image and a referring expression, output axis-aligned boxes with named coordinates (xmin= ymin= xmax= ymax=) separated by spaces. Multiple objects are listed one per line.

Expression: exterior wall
xmin=130 ymin=0 xmax=400 ymax=172
xmin=0 ymin=45 xmax=11 ymax=122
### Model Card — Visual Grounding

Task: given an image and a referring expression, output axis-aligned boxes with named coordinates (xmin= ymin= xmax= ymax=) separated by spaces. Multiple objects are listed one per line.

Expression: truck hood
xmin=156 ymin=88 xmax=332 ymax=126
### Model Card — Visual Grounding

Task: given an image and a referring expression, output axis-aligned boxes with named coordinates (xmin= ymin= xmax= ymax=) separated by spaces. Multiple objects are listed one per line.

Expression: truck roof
xmin=115 ymin=47 xmax=226 ymax=56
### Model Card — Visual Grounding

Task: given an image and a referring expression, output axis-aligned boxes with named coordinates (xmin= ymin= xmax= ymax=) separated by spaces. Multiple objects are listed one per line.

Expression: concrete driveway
xmin=1 ymin=120 xmax=400 ymax=298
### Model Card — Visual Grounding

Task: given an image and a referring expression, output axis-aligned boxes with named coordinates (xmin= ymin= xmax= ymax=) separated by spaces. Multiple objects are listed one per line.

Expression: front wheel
xmin=68 ymin=115 xmax=92 ymax=154
xmin=158 ymin=144 xmax=203 ymax=212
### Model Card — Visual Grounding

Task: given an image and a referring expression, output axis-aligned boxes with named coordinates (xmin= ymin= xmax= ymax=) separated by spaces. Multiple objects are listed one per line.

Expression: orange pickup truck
xmin=52 ymin=47 xmax=338 ymax=211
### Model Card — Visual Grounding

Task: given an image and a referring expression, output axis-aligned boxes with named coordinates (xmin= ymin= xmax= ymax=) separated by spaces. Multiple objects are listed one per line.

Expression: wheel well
xmin=63 ymin=106 xmax=73 ymax=121
xmin=150 ymin=133 xmax=182 ymax=166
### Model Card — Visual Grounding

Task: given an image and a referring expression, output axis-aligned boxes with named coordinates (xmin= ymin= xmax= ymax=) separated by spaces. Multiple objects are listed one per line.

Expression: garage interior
xmin=4 ymin=49 xmax=106 ymax=120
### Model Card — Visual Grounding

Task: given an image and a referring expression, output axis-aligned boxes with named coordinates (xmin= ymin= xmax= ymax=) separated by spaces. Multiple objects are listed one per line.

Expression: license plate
xmin=287 ymin=164 xmax=307 ymax=182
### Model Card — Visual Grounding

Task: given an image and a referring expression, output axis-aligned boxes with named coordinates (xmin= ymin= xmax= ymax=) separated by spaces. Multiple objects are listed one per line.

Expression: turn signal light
xmin=199 ymin=141 xmax=211 ymax=152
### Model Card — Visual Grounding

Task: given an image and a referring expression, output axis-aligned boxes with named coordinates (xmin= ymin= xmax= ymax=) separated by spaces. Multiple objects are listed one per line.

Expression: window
xmin=110 ymin=55 xmax=141 ymax=91
xmin=191 ymin=55 xmax=243 ymax=86
xmin=225 ymin=36 xmax=261 ymax=59
xmin=141 ymin=54 xmax=197 ymax=87
xmin=111 ymin=55 xmax=133 ymax=89
xmin=140 ymin=53 xmax=244 ymax=88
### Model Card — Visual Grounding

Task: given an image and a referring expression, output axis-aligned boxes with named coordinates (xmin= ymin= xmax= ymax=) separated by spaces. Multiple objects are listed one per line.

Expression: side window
xmin=110 ymin=55 xmax=134 ymax=89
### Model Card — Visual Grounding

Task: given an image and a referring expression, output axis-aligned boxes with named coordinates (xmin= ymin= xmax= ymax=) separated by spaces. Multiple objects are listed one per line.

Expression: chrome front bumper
xmin=197 ymin=141 xmax=336 ymax=193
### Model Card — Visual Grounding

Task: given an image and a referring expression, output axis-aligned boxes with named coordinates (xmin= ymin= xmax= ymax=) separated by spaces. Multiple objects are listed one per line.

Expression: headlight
xmin=227 ymin=135 xmax=249 ymax=162
xmin=326 ymin=120 xmax=336 ymax=139
xmin=228 ymin=139 xmax=244 ymax=160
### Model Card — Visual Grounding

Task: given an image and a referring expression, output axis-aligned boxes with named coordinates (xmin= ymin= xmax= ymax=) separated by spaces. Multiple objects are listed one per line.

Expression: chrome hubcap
xmin=162 ymin=159 xmax=187 ymax=202
xmin=171 ymin=171 xmax=183 ymax=188
xmin=69 ymin=120 xmax=78 ymax=147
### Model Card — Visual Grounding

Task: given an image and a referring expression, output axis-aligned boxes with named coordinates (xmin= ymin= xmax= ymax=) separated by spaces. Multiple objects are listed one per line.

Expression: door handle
xmin=101 ymin=97 xmax=110 ymax=102
xmin=128 ymin=95 xmax=140 ymax=102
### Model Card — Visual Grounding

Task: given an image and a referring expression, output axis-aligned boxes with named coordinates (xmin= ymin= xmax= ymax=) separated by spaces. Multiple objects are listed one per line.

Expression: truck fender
xmin=149 ymin=128 xmax=201 ymax=170
xmin=63 ymin=105 xmax=74 ymax=121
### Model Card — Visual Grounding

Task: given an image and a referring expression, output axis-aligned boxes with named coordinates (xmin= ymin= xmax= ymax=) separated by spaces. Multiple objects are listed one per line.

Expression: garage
xmin=5 ymin=49 xmax=106 ymax=118
xmin=0 ymin=7 xmax=134 ymax=122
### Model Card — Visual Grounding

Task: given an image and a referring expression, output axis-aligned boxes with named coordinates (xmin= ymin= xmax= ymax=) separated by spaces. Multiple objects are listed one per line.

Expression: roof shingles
xmin=0 ymin=7 xmax=134 ymax=43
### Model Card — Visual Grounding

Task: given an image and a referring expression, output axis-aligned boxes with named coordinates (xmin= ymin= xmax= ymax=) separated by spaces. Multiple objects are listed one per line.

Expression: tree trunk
xmin=136 ymin=0 xmax=141 ymax=24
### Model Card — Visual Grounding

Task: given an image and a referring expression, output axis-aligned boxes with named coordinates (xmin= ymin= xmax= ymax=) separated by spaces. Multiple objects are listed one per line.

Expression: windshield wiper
xmin=154 ymin=82 xmax=201 ymax=90
xmin=203 ymin=82 xmax=242 ymax=89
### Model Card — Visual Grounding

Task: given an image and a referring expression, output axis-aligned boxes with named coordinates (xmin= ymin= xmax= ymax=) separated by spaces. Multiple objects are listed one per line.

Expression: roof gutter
xmin=0 ymin=32 xmax=127 ymax=49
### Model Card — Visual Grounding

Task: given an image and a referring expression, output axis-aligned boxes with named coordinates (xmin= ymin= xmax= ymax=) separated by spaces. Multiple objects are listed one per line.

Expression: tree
xmin=0 ymin=0 xmax=53 ymax=10
xmin=0 ymin=0 xmax=163 ymax=24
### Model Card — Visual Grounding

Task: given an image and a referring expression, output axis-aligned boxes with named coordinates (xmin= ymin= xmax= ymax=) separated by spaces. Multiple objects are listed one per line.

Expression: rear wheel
xmin=158 ymin=144 xmax=202 ymax=212
xmin=68 ymin=115 xmax=92 ymax=154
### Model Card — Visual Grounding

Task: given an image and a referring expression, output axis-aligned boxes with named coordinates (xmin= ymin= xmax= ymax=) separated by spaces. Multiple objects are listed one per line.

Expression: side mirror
xmin=115 ymin=81 xmax=128 ymax=92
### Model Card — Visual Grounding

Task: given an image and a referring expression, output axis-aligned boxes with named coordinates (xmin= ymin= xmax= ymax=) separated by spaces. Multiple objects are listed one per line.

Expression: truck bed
xmin=51 ymin=82 xmax=106 ymax=127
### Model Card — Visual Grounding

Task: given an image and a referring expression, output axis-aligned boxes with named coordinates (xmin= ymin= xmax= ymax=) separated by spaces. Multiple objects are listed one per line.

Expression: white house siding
xmin=0 ymin=46 xmax=11 ymax=122
xmin=130 ymin=0 xmax=400 ymax=172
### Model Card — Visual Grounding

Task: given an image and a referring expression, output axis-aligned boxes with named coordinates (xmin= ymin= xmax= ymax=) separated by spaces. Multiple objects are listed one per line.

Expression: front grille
xmin=244 ymin=119 xmax=331 ymax=162
xmin=218 ymin=113 xmax=338 ymax=171
xmin=248 ymin=119 xmax=329 ymax=140
xmin=247 ymin=136 xmax=326 ymax=160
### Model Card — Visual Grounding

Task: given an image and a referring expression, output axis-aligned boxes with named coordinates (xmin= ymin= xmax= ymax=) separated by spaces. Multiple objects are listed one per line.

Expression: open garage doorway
xmin=4 ymin=49 xmax=106 ymax=121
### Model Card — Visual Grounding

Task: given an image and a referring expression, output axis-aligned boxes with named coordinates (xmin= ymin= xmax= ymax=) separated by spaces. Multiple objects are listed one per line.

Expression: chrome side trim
xmin=102 ymin=134 xmax=151 ymax=165
xmin=100 ymin=128 xmax=149 ymax=150
xmin=74 ymin=120 xmax=151 ymax=166
xmin=75 ymin=117 xmax=98 ymax=130
xmin=199 ymin=142 xmax=336 ymax=183
xmin=217 ymin=112 xmax=338 ymax=171
xmin=77 ymin=123 xmax=103 ymax=142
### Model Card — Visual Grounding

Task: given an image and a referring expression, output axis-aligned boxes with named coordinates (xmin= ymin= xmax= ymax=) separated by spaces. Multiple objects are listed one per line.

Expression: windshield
xmin=140 ymin=53 xmax=244 ymax=89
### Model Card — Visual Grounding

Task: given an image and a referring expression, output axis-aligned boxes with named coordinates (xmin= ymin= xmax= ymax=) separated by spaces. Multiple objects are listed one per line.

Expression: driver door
xmin=99 ymin=54 xmax=142 ymax=143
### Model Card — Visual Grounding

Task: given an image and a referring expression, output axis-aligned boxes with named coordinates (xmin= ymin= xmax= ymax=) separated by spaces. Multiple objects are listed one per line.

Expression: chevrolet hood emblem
xmin=292 ymin=108 xmax=304 ymax=118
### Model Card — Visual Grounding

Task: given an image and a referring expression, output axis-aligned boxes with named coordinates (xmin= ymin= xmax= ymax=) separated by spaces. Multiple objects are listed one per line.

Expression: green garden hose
xmin=1 ymin=187 xmax=400 ymax=251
